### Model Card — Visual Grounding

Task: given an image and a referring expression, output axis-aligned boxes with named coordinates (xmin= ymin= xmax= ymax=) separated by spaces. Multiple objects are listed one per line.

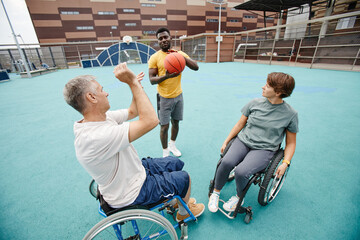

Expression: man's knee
xmin=171 ymin=119 xmax=179 ymax=128
xmin=162 ymin=156 xmax=184 ymax=171
xmin=160 ymin=124 xmax=169 ymax=133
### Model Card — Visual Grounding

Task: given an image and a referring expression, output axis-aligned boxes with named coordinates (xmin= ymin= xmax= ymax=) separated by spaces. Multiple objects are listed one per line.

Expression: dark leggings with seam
xmin=214 ymin=137 xmax=276 ymax=196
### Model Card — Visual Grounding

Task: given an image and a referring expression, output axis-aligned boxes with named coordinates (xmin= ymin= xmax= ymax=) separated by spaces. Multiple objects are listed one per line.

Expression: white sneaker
xmin=223 ymin=196 xmax=244 ymax=212
xmin=228 ymin=167 xmax=236 ymax=179
xmin=208 ymin=192 xmax=220 ymax=213
xmin=163 ymin=148 xmax=170 ymax=157
xmin=168 ymin=141 xmax=182 ymax=157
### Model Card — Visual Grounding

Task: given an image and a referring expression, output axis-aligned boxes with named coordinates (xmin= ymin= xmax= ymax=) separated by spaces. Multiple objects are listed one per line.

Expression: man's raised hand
xmin=113 ymin=63 xmax=137 ymax=85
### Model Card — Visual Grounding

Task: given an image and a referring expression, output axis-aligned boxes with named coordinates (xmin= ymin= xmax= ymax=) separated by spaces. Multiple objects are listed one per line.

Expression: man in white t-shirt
xmin=63 ymin=63 xmax=204 ymax=222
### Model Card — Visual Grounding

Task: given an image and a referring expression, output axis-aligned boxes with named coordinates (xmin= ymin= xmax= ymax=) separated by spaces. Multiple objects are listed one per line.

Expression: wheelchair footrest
xmin=180 ymin=223 xmax=188 ymax=240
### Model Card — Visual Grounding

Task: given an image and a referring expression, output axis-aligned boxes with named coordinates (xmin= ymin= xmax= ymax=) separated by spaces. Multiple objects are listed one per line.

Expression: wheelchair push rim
xmin=258 ymin=149 xmax=288 ymax=206
xmin=83 ymin=209 xmax=178 ymax=240
xmin=265 ymin=168 xmax=289 ymax=203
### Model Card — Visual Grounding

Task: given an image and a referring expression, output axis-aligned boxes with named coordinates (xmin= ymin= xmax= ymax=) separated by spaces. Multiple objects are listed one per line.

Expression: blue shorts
xmin=132 ymin=156 xmax=190 ymax=206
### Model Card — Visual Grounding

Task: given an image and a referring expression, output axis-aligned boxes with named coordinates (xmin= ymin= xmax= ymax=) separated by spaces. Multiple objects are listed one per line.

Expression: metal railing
xmin=181 ymin=11 xmax=360 ymax=71
xmin=0 ymin=11 xmax=359 ymax=73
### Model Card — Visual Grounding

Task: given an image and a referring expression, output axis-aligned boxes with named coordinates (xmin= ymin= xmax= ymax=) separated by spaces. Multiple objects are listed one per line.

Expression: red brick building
xmin=25 ymin=0 xmax=278 ymax=43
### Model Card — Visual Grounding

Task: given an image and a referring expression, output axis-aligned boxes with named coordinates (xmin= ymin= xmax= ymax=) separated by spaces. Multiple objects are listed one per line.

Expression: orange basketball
xmin=164 ymin=53 xmax=186 ymax=74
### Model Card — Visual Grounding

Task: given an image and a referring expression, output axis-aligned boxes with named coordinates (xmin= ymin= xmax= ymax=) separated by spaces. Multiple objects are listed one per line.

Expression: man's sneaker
xmin=172 ymin=198 xmax=196 ymax=209
xmin=208 ymin=192 xmax=220 ymax=213
xmin=176 ymin=202 xmax=205 ymax=222
xmin=223 ymin=196 xmax=244 ymax=212
xmin=168 ymin=141 xmax=182 ymax=157
xmin=163 ymin=148 xmax=170 ymax=158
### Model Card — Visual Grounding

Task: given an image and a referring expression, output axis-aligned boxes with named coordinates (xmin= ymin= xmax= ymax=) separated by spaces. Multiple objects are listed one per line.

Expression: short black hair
xmin=156 ymin=27 xmax=170 ymax=37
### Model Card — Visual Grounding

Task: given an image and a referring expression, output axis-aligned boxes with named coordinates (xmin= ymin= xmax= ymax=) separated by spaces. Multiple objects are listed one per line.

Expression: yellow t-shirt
xmin=148 ymin=50 xmax=189 ymax=98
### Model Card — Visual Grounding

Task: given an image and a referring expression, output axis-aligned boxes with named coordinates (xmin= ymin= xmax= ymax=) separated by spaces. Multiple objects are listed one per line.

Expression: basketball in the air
xmin=164 ymin=53 xmax=186 ymax=74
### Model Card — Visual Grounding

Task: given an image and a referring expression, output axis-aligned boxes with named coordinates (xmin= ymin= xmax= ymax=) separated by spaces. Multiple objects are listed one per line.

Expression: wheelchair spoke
xmin=84 ymin=210 xmax=178 ymax=240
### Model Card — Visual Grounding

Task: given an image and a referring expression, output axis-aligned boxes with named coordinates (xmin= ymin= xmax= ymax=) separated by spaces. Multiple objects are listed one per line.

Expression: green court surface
xmin=0 ymin=62 xmax=359 ymax=239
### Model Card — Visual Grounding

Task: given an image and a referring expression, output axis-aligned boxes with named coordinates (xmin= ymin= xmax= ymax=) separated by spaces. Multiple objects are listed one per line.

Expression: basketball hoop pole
xmin=208 ymin=0 xmax=226 ymax=64
xmin=1 ymin=0 xmax=31 ymax=77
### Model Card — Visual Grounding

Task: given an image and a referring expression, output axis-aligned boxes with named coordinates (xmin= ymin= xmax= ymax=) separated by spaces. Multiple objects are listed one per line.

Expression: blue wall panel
xmin=82 ymin=60 xmax=92 ymax=68
xmin=82 ymin=43 xmax=156 ymax=68
xmin=121 ymin=42 xmax=136 ymax=51
xmin=108 ymin=44 xmax=119 ymax=55
xmin=102 ymin=58 xmax=112 ymax=66
xmin=139 ymin=52 xmax=148 ymax=64
xmin=111 ymin=53 xmax=119 ymax=66
xmin=98 ymin=50 xmax=109 ymax=64
xmin=92 ymin=60 xmax=100 ymax=67
xmin=137 ymin=43 xmax=148 ymax=53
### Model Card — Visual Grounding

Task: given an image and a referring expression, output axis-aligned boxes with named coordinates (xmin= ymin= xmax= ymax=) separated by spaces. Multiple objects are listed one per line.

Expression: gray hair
xmin=63 ymin=75 xmax=97 ymax=113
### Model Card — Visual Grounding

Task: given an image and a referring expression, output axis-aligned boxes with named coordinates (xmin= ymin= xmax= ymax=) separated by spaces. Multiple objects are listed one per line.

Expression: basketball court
xmin=0 ymin=62 xmax=359 ymax=239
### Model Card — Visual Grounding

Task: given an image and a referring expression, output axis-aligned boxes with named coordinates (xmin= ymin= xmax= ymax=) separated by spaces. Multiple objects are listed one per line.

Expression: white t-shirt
xmin=73 ymin=109 xmax=146 ymax=208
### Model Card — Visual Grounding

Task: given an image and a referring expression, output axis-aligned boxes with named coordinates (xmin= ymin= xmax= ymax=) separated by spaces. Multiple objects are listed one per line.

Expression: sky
xmin=0 ymin=0 xmax=38 ymax=46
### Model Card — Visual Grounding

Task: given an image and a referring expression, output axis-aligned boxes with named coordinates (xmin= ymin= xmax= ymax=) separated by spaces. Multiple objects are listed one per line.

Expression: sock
xmin=178 ymin=202 xmax=188 ymax=216
xmin=170 ymin=140 xmax=175 ymax=145
xmin=212 ymin=190 xmax=220 ymax=195
xmin=169 ymin=198 xmax=177 ymax=206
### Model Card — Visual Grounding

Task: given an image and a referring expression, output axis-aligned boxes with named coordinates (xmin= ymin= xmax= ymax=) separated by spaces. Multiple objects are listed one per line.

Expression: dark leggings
xmin=214 ymin=137 xmax=276 ymax=196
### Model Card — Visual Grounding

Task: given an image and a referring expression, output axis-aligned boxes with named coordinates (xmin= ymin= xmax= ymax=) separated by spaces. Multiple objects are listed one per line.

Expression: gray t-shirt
xmin=238 ymin=98 xmax=298 ymax=151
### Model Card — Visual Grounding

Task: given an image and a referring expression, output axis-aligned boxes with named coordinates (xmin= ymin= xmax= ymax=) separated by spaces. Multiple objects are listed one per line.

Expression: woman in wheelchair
xmin=208 ymin=72 xmax=298 ymax=213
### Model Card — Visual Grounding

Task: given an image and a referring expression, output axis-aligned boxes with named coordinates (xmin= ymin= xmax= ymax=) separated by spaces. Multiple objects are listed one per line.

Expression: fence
xmin=181 ymin=11 xmax=360 ymax=71
xmin=0 ymin=11 xmax=359 ymax=73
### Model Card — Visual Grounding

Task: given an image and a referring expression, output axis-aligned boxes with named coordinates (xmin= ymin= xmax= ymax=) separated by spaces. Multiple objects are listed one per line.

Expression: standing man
xmin=148 ymin=27 xmax=199 ymax=157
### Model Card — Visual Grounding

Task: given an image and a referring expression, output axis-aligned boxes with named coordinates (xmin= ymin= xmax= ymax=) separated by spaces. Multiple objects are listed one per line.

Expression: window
xmin=143 ymin=30 xmax=156 ymax=34
xmin=206 ymin=19 xmax=218 ymax=22
xmin=125 ymin=23 xmax=136 ymax=26
xmin=123 ymin=9 xmax=135 ymax=12
xmin=230 ymin=19 xmax=239 ymax=22
xmin=141 ymin=3 xmax=156 ymax=7
xmin=152 ymin=18 xmax=166 ymax=21
xmin=61 ymin=11 xmax=79 ymax=15
xmin=265 ymin=17 xmax=274 ymax=21
xmin=98 ymin=11 xmax=115 ymax=15
xmin=336 ymin=16 xmax=356 ymax=30
xmin=76 ymin=26 xmax=94 ymax=30
xmin=111 ymin=26 xmax=117 ymax=29
xmin=348 ymin=1 xmax=357 ymax=10
xmin=243 ymin=26 xmax=247 ymax=30
xmin=214 ymin=7 xmax=226 ymax=10
xmin=244 ymin=15 xmax=255 ymax=19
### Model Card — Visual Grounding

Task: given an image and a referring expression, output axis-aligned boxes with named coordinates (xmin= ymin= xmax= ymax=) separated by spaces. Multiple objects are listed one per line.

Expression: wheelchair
xmin=208 ymin=137 xmax=290 ymax=224
xmin=83 ymin=179 xmax=197 ymax=240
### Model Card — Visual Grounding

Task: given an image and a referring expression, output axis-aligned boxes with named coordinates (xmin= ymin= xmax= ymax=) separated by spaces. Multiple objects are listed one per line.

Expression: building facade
xmin=25 ymin=0 xmax=279 ymax=43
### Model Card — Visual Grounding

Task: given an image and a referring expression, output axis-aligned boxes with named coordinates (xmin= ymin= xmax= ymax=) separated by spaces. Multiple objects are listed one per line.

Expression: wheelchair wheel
xmin=89 ymin=180 xmax=98 ymax=199
xmin=83 ymin=209 xmax=178 ymax=240
xmin=258 ymin=150 xmax=288 ymax=206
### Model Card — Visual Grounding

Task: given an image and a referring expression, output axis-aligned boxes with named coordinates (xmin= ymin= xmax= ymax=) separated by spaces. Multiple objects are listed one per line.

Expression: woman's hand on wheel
xmin=275 ymin=163 xmax=288 ymax=178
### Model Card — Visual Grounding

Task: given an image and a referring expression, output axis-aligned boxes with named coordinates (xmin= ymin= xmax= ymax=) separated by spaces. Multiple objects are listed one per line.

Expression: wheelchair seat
xmin=96 ymin=187 xmax=166 ymax=217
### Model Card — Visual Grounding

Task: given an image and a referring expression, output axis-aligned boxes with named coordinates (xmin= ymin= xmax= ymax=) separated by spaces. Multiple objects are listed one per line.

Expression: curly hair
xmin=267 ymin=72 xmax=295 ymax=98
xmin=63 ymin=75 xmax=97 ymax=113
xmin=156 ymin=27 xmax=170 ymax=38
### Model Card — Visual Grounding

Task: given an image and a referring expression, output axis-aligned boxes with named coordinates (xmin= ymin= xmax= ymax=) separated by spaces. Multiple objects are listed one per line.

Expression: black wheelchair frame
xmin=208 ymin=137 xmax=290 ymax=223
